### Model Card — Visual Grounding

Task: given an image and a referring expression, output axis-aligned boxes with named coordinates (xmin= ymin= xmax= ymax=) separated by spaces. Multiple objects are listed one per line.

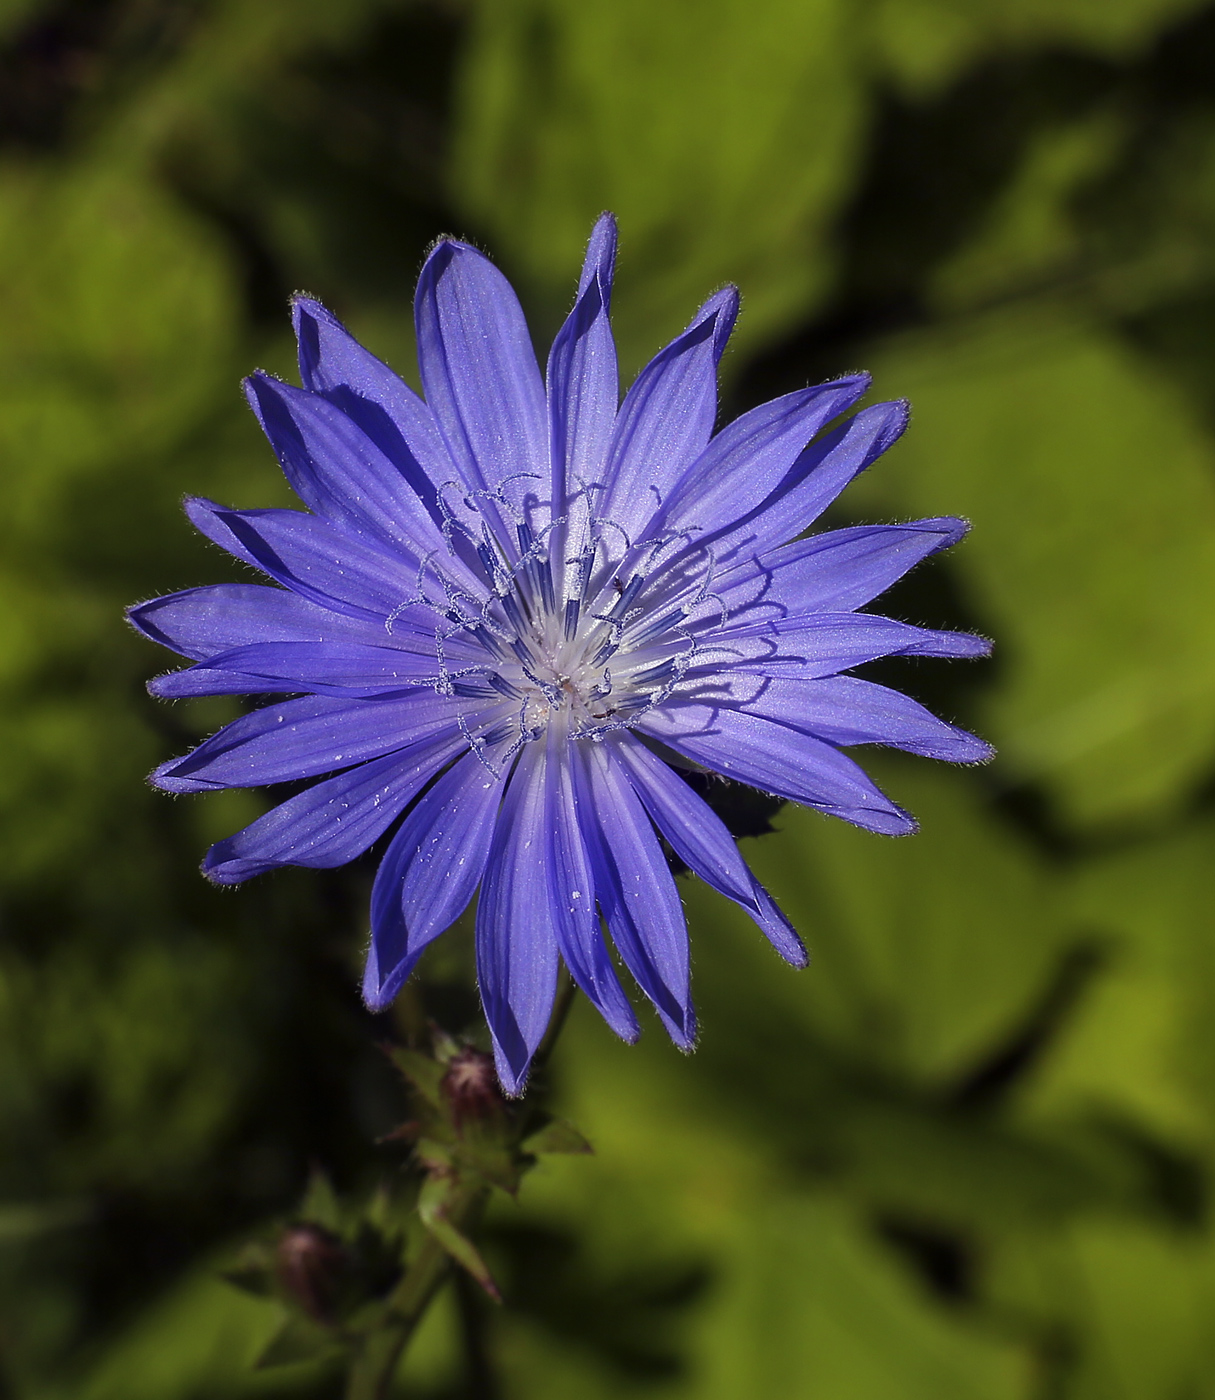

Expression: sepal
xmin=255 ymin=1314 xmax=344 ymax=1369
xmin=522 ymin=1116 xmax=594 ymax=1156
xmin=417 ymin=1174 xmax=501 ymax=1302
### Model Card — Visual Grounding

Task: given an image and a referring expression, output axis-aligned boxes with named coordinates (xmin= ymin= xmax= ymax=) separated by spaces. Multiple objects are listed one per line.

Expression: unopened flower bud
xmin=442 ymin=1047 xmax=502 ymax=1123
xmin=275 ymin=1223 xmax=348 ymax=1323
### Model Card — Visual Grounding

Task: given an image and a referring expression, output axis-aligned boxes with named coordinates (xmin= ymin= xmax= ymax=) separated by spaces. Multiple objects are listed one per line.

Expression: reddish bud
xmin=275 ymin=1223 xmax=348 ymax=1323
xmin=441 ymin=1047 xmax=502 ymax=1123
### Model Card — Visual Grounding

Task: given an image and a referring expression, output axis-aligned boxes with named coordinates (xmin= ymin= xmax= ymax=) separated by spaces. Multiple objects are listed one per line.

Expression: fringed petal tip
xmin=956 ymin=734 xmax=997 ymax=765
xmin=124 ymin=599 xmax=162 ymax=640
xmin=826 ymin=369 xmax=872 ymax=398
xmin=491 ymin=1042 xmax=532 ymax=1100
xmin=360 ymin=946 xmax=396 ymax=1013
xmin=146 ymin=671 xmax=190 ymax=699
xmin=199 ymin=858 xmax=260 ymax=887
xmin=752 ymin=891 xmax=810 ymax=968
xmin=939 ymin=632 xmax=993 ymax=659
xmin=148 ymin=759 xmax=217 ymax=795
xmin=836 ymin=802 xmax=918 ymax=838
xmin=579 ymin=211 xmax=619 ymax=299
xmin=663 ymin=1007 xmax=699 ymax=1053
xmin=697 ymin=284 xmax=740 ymax=360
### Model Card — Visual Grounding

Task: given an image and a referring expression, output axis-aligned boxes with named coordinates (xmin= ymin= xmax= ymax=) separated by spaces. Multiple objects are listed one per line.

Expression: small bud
xmin=441 ymin=1047 xmax=502 ymax=1123
xmin=275 ymin=1223 xmax=348 ymax=1324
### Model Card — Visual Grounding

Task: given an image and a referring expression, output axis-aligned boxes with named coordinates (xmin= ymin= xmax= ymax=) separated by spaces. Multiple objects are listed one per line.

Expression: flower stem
xmin=343 ymin=976 xmax=578 ymax=1399
xmin=343 ymin=1183 xmax=487 ymax=1400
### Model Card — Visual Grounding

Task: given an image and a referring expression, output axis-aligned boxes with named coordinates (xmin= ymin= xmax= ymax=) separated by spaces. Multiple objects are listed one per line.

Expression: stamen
xmin=627 ymin=606 xmax=687 ymax=646
xmin=500 ymin=590 xmax=532 ymax=634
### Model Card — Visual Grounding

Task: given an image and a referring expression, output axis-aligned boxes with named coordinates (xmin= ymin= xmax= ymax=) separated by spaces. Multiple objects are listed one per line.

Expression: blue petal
xmin=688 ymin=612 xmax=990 ymax=680
xmin=612 ymin=736 xmax=806 ymax=967
xmin=151 ymin=689 xmax=468 ymax=792
xmin=474 ymin=744 xmax=561 ymax=1096
xmin=292 ymin=295 xmax=457 ymax=511
xmin=656 ymin=376 xmax=869 ymax=540
xmin=363 ymin=747 xmax=506 ymax=1010
xmin=547 ymin=212 xmax=619 ymax=504
xmin=244 ymin=373 xmax=463 ymax=575
xmin=184 ymin=498 xmax=453 ymax=624
xmin=598 ymin=286 xmax=739 ymax=544
xmin=639 ymin=700 xmax=918 ymax=835
xmin=414 ymin=239 xmax=548 ymax=505
xmin=127 ymin=584 xmax=382 ymax=661
xmin=575 ymin=739 xmax=695 ymax=1047
xmin=705 ymin=400 xmax=910 ymax=569
xmin=734 ymin=676 xmax=994 ymax=763
xmin=719 ymin=519 xmax=971 ymax=619
xmin=544 ymin=729 xmax=639 ymax=1043
xmin=203 ymin=731 xmax=466 ymax=883
xmin=147 ymin=640 xmax=463 ymax=699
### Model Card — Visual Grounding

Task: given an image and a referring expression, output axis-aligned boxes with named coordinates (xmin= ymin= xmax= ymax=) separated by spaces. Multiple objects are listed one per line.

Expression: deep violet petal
xmin=547 ymin=212 xmax=619 ymax=505
xmin=612 ymin=736 xmax=806 ymax=967
xmin=292 ymin=295 xmax=457 ymax=510
xmin=598 ymin=285 xmax=739 ymax=545
xmin=148 ymin=638 xmax=483 ymax=700
xmin=715 ymin=519 xmax=971 ymax=621
xmin=475 ymin=744 xmax=561 ymax=1096
xmin=732 ymin=675 xmax=995 ymax=764
xmin=575 ymin=740 xmax=695 ymax=1047
xmin=364 ymin=747 xmax=507 ymax=1010
xmin=414 ymin=239 xmax=548 ymax=504
xmin=183 ymin=498 xmax=454 ymax=624
xmin=655 ymin=375 xmax=870 ymax=540
xmin=203 ymin=730 xmax=466 ymax=884
xmin=638 ymin=700 xmax=917 ymax=836
xmin=684 ymin=613 xmax=990 ymax=681
xmin=150 ymin=689 xmax=471 ymax=792
xmin=126 ymin=583 xmax=382 ymax=661
xmin=543 ymin=727 xmax=639 ymax=1043
xmin=699 ymin=400 xmax=910 ymax=571
xmin=244 ymin=372 xmax=466 ymax=576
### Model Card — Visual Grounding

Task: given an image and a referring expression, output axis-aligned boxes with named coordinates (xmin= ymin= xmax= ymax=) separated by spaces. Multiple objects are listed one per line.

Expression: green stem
xmin=532 ymin=967 xmax=577 ymax=1074
xmin=344 ymin=1184 xmax=487 ymax=1400
xmin=343 ymin=979 xmax=579 ymax=1399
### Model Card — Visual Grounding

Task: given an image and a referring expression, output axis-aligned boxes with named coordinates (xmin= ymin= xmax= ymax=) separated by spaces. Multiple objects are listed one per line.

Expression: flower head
xmin=130 ymin=215 xmax=991 ymax=1094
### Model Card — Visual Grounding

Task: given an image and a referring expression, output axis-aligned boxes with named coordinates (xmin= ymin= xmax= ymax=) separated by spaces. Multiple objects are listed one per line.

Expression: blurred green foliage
xmin=3 ymin=0 xmax=1215 ymax=1395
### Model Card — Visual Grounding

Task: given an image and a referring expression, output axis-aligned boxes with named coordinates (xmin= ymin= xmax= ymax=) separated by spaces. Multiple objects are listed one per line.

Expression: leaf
xmin=418 ymin=1176 xmax=501 ymax=1302
xmin=254 ymin=1314 xmax=344 ymax=1369
xmin=299 ymin=1170 xmax=343 ymax=1231
xmin=1017 ymin=817 xmax=1215 ymax=1143
xmin=856 ymin=308 xmax=1215 ymax=826
xmin=69 ymin=1270 xmax=287 ymax=1399
xmin=522 ymin=1118 xmax=594 ymax=1156
xmin=388 ymin=1047 xmax=447 ymax=1109
xmin=867 ymin=0 xmax=1211 ymax=96
xmin=452 ymin=0 xmax=865 ymax=372
xmin=719 ymin=764 xmax=1069 ymax=1085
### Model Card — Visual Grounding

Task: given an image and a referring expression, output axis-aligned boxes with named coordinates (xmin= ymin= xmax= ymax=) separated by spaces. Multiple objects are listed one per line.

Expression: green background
xmin=3 ymin=0 xmax=1215 ymax=1394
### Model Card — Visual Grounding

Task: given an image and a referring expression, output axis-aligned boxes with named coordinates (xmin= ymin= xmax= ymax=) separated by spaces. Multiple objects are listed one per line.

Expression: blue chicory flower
xmin=130 ymin=214 xmax=991 ymax=1094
